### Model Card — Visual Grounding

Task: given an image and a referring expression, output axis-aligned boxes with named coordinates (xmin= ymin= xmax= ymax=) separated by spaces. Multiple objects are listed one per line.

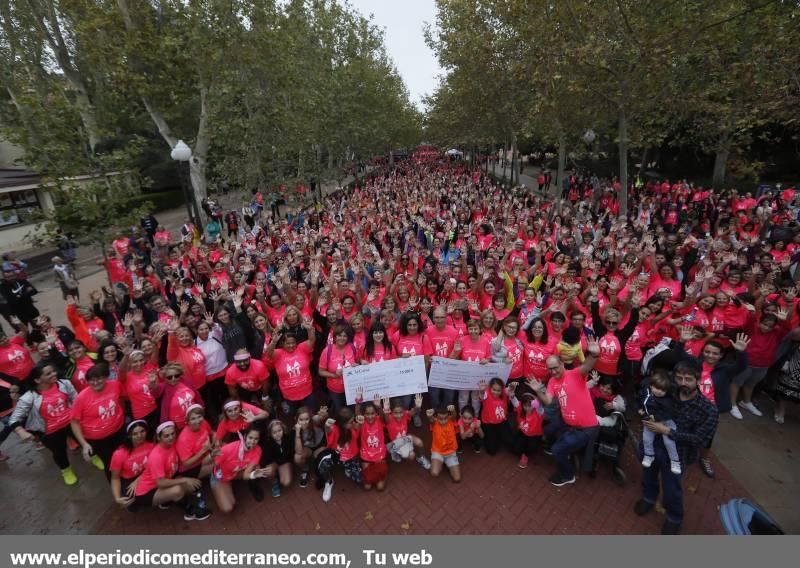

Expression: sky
xmin=348 ymin=0 xmax=442 ymax=110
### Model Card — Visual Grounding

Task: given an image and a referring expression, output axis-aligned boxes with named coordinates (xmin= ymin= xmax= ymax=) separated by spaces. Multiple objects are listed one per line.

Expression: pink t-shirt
xmin=523 ymin=338 xmax=556 ymax=380
xmin=481 ymin=388 xmax=508 ymax=425
xmin=176 ymin=420 xmax=213 ymax=470
xmin=213 ymin=440 xmax=262 ymax=482
xmin=425 ymin=325 xmax=459 ymax=358
xmin=326 ymin=424 xmax=359 ymax=462
xmin=135 ymin=444 xmax=180 ymax=495
xmin=547 ymin=369 xmax=598 ymax=428
xmin=224 ymin=359 xmax=268 ymax=392
xmin=123 ymin=368 xmax=159 ymax=419
xmin=319 ymin=344 xmax=358 ymax=394
xmin=70 ymin=357 xmax=95 ymax=393
xmin=40 ymin=384 xmax=72 ymax=434
xmin=273 ymin=342 xmax=313 ymax=401
xmin=699 ymin=363 xmax=716 ymax=405
xmin=110 ymin=441 xmax=155 ymax=480
xmin=215 ymin=402 xmax=262 ymax=442
xmin=359 ymin=343 xmax=395 ymax=363
xmin=595 ymin=332 xmax=623 ymax=375
xmin=0 ymin=336 xmax=34 ymax=381
xmin=391 ymin=332 xmax=433 ymax=358
xmin=167 ymin=383 xmax=200 ymax=429
xmin=459 ymin=335 xmax=491 ymax=362
xmin=71 ymin=381 xmax=125 ymax=440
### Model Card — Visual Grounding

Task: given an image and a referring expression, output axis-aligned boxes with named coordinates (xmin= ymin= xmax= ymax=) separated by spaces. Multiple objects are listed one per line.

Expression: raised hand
xmin=587 ymin=370 xmax=600 ymax=389
xmin=731 ymin=333 xmax=751 ymax=352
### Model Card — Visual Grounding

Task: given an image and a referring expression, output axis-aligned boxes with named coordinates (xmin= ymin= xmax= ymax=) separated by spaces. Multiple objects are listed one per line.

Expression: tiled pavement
xmin=93 ymin=432 xmax=746 ymax=535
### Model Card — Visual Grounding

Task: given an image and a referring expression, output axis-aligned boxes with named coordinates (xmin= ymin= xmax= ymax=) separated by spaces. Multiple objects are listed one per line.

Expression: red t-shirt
xmin=176 ymin=420 xmax=213 ymax=471
xmin=481 ymin=388 xmax=508 ymax=425
xmin=359 ymin=343 xmax=395 ymax=363
xmin=385 ymin=410 xmax=411 ymax=440
xmin=213 ymin=440 xmax=262 ymax=482
xmin=71 ymin=381 xmax=125 ymax=440
xmin=110 ymin=441 xmax=155 ymax=480
xmin=224 ymin=359 xmax=268 ymax=392
xmin=515 ymin=403 xmax=544 ymax=437
xmin=547 ymin=369 xmax=598 ymax=428
xmin=326 ymin=424 xmax=359 ymax=461
xmin=273 ymin=342 xmax=314 ymax=401
xmin=135 ymin=444 xmax=180 ymax=496
xmin=425 ymin=325 xmax=459 ymax=358
xmin=595 ymin=332 xmax=623 ymax=375
xmin=523 ymin=338 xmax=556 ymax=380
xmin=0 ymin=336 xmax=34 ymax=381
xmin=359 ymin=416 xmax=387 ymax=462
xmin=391 ymin=332 xmax=433 ymax=358
xmin=318 ymin=344 xmax=359 ymax=394
xmin=40 ymin=384 xmax=72 ymax=434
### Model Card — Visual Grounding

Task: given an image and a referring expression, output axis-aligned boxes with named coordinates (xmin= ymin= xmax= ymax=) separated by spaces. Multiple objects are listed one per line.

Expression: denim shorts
xmin=431 ymin=451 xmax=459 ymax=467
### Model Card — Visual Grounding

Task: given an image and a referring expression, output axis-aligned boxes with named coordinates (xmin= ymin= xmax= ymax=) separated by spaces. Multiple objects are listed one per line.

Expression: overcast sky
xmin=348 ymin=0 xmax=442 ymax=110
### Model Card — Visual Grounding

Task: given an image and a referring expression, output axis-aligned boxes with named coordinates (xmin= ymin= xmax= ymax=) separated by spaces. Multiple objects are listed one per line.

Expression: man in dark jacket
xmin=0 ymin=270 xmax=38 ymax=324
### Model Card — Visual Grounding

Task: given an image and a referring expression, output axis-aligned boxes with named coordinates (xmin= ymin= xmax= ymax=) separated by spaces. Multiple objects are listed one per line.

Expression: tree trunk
xmin=712 ymin=135 xmax=731 ymax=190
xmin=556 ymin=133 xmax=567 ymax=198
xmin=618 ymin=109 xmax=629 ymax=218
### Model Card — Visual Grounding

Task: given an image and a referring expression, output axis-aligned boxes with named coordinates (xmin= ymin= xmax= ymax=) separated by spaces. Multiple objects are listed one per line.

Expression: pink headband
xmin=156 ymin=421 xmax=176 ymax=436
xmin=234 ymin=353 xmax=251 ymax=362
xmin=223 ymin=400 xmax=241 ymax=410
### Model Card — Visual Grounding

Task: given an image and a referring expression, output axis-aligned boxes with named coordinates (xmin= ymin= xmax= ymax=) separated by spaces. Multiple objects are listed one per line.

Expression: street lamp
xmin=583 ymin=129 xmax=596 ymax=145
xmin=170 ymin=140 xmax=200 ymax=225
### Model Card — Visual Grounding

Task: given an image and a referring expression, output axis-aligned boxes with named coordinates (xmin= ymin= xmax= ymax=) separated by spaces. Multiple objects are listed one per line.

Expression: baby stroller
xmin=591 ymin=410 xmax=629 ymax=486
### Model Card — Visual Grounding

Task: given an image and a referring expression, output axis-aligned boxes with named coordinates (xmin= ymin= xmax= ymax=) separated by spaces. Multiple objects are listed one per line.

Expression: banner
xmin=427 ymin=356 xmax=512 ymax=390
xmin=343 ymin=356 xmax=428 ymax=405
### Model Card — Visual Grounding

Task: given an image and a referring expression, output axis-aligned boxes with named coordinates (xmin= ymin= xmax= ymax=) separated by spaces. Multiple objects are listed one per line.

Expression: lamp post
xmin=170 ymin=140 xmax=200 ymax=224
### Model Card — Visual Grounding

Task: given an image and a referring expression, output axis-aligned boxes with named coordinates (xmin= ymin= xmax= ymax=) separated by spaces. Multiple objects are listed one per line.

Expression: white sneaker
xmin=416 ymin=455 xmax=431 ymax=470
xmin=739 ymin=401 xmax=763 ymax=417
xmin=641 ymin=455 xmax=655 ymax=468
xmin=730 ymin=406 xmax=743 ymax=420
xmin=322 ymin=480 xmax=334 ymax=503
xmin=669 ymin=460 xmax=682 ymax=475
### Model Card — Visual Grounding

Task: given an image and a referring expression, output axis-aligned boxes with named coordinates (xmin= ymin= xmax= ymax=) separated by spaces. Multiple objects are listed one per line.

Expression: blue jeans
xmin=327 ymin=391 xmax=347 ymax=415
xmin=640 ymin=444 xmax=684 ymax=524
xmin=428 ymin=387 xmax=455 ymax=411
xmin=551 ymin=427 xmax=593 ymax=479
xmin=285 ymin=392 xmax=317 ymax=416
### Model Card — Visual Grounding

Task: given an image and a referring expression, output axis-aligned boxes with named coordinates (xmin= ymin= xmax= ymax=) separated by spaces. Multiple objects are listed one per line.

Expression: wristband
xmin=249 ymin=470 xmax=257 ymax=480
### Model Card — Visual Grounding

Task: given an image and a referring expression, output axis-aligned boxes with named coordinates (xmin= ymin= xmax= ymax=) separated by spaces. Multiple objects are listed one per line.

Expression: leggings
xmin=39 ymin=426 xmax=74 ymax=470
xmin=482 ymin=422 xmax=512 ymax=455
xmin=513 ymin=431 xmax=542 ymax=457
xmin=201 ymin=377 xmax=228 ymax=424
xmin=87 ymin=428 xmax=125 ymax=481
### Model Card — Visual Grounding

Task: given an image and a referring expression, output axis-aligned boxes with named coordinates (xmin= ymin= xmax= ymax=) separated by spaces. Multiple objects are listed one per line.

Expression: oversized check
xmin=427 ymin=356 xmax=512 ymax=390
xmin=343 ymin=356 xmax=428 ymax=405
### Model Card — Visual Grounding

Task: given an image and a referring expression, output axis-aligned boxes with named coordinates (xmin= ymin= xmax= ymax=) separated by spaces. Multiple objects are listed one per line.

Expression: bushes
xmin=129 ymin=189 xmax=185 ymax=213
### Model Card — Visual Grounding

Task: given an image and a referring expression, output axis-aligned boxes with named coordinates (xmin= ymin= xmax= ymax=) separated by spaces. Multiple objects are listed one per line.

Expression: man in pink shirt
xmin=528 ymin=337 xmax=601 ymax=487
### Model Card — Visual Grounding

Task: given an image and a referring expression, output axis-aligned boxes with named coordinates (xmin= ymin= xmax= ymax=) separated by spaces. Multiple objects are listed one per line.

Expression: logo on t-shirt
xmin=46 ymin=398 xmax=67 ymax=417
xmin=366 ymin=433 xmax=380 ymax=449
xmin=286 ymin=361 xmax=301 ymax=377
xmin=600 ymin=337 xmax=617 ymax=355
xmin=401 ymin=346 xmax=417 ymax=356
xmin=99 ymin=400 xmax=118 ymax=420
xmin=435 ymin=342 xmax=449 ymax=357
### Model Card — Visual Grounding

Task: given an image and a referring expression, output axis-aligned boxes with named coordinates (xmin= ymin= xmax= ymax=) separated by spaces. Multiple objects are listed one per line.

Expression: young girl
xmin=215 ymin=399 xmax=270 ymax=501
xmin=356 ymin=395 xmax=389 ymax=491
xmin=262 ymin=419 xmax=294 ymax=498
xmin=109 ymin=420 xmax=155 ymax=509
xmin=426 ymin=405 xmax=460 ymax=482
xmin=457 ymin=405 xmax=485 ymax=454
xmin=382 ymin=394 xmax=430 ymax=469
xmin=320 ymin=407 xmax=361 ymax=502
xmin=479 ymin=378 xmax=514 ymax=455
xmin=509 ymin=392 xmax=544 ymax=469
xmin=211 ymin=426 xmax=270 ymax=513
xmin=293 ymin=406 xmax=327 ymax=488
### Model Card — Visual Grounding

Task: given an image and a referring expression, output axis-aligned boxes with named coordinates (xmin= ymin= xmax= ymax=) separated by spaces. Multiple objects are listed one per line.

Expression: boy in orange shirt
xmin=426 ymin=406 xmax=461 ymax=482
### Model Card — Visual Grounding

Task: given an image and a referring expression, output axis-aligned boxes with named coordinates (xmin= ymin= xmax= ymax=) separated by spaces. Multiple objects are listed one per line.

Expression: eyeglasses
xmin=606 ymin=320 xmax=619 ymax=325
xmin=165 ymin=374 xmax=182 ymax=379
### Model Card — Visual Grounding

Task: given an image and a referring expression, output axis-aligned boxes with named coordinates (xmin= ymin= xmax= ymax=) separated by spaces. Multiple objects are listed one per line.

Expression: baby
xmin=637 ymin=371 xmax=681 ymax=475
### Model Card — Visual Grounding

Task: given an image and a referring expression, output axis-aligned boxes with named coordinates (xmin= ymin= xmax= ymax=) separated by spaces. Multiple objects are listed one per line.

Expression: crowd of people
xmin=1 ymin=155 xmax=799 ymax=534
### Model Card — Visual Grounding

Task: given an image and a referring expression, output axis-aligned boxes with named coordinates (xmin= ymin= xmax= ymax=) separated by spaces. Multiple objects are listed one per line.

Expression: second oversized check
xmin=427 ymin=356 xmax=513 ymax=390
xmin=343 ymin=356 xmax=428 ymax=405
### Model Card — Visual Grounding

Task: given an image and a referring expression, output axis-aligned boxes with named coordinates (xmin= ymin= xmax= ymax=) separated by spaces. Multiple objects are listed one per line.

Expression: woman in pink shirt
xmin=455 ymin=319 xmax=492 ymax=417
xmin=119 ymin=349 xmax=160 ymax=429
xmin=70 ymin=363 xmax=126 ymax=479
xmin=109 ymin=420 xmax=154 ymax=509
xmin=265 ymin=320 xmax=317 ymax=415
xmin=318 ymin=323 xmax=359 ymax=414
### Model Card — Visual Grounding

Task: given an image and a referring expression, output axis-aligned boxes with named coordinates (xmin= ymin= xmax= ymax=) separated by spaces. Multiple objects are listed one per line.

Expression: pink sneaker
xmin=518 ymin=454 xmax=529 ymax=469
